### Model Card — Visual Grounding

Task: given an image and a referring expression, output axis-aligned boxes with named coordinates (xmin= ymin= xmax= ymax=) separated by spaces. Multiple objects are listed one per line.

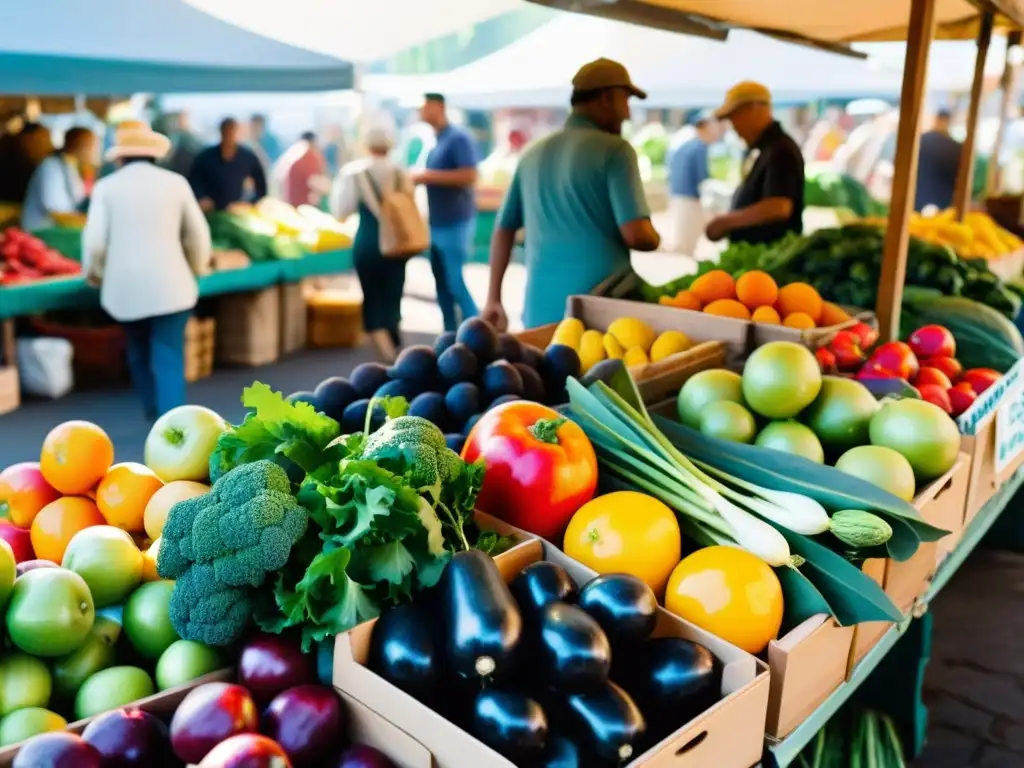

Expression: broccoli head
xmin=360 ymin=415 xmax=463 ymax=488
xmin=157 ymin=460 xmax=310 ymax=645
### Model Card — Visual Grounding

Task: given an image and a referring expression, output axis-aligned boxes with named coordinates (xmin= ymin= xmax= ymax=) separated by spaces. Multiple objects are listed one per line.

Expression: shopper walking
xmin=916 ymin=109 xmax=962 ymax=212
xmin=82 ymin=124 xmax=212 ymax=420
xmin=413 ymin=93 xmax=480 ymax=331
xmin=331 ymin=125 xmax=409 ymax=362
xmin=667 ymin=110 xmax=719 ymax=255
xmin=484 ymin=59 xmax=659 ymax=330
xmin=21 ymin=126 xmax=96 ymax=231
xmin=188 ymin=117 xmax=267 ymax=212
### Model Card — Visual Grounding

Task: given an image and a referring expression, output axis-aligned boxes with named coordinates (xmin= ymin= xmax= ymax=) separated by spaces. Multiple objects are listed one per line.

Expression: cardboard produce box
xmin=848 ymin=558 xmax=889 ymax=669
xmin=332 ymin=538 xmax=769 ymax=768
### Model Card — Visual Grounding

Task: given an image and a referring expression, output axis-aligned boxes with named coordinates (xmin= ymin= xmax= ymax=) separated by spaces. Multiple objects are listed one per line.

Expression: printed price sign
xmin=995 ymin=374 xmax=1024 ymax=474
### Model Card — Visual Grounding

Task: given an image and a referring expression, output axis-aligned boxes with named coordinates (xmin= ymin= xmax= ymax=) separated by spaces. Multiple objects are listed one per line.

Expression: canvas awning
xmin=0 ymin=0 xmax=355 ymax=94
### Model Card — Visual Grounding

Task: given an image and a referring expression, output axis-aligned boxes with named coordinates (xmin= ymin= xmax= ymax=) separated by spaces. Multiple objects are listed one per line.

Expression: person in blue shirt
xmin=412 ymin=94 xmax=480 ymax=331
xmin=188 ymin=118 xmax=267 ymax=212
xmin=915 ymin=109 xmax=962 ymax=212
xmin=250 ymin=114 xmax=283 ymax=166
xmin=483 ymin=59 xmax=660 ymax=330
xmin=667 ymin=110 xmax=719 ymax=255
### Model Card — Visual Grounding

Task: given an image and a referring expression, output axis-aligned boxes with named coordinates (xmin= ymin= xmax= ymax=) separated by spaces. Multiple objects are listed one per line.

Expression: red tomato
xmin=908 ymin=325 xmax=956 ymax=359
xmin=846 ymin=322 xmax=879 ymax=352
xmin=948 ymin=382 xmax=978 ymax=417
xmin=921 ymin=356 xmax=962 ymax=384
xmin=961 ymin=369 xmax=1001 ymax=395
xmin=855 ymin=361 xmax=898 ymax=381
xmin=828 ymin=330 xmax=865 ymax=371
xmin=815 ymin=347 xmax=837 ymax=374
xmin=869 ymin=342 xmax=919 ymax=381
xmin=914 ymin=367 xmax=952 ymax=390
xmin=917 ymin=384 xmax=953 ymax=414
xmin=462 ymin=401 xmax=598 ymax=541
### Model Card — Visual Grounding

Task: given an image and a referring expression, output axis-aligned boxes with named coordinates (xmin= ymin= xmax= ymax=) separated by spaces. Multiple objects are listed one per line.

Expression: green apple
xmin=74 ymin=666 xmax=154 ymax=720
xmin=156 ymin=640 xmax=222 ymax=691
xmin=0 ymin=654 xmax=51 ymax=715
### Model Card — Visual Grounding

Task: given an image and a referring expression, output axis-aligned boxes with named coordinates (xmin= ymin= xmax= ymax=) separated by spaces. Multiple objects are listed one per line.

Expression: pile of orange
xmin=2 ymin=420 xmax=171 ymax=564
xmin=658 ymin=270 xmax=852 ymax=329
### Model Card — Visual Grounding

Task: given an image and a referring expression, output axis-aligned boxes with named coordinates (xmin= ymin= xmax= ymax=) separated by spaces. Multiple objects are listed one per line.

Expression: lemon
xmin=551 ymin=318 xmax=585 ymax=350
xmin=623 ymin=346 xmax=649 ymax=368
xmin=650 ymin=330 xmax=692 ymax=362
xmin=607 ymin=318 xmax=657 ymax=352
xmin=603 ymin=334 xmax=624 ymax=360
xmin=578 ymin=330 xmax=606 ymax=373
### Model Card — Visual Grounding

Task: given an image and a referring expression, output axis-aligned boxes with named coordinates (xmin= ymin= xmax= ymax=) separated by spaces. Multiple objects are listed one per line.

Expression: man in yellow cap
xmin=705 ymin=82 xmax=804 ymax=245
xmin=483 ymin=58 xmax=660 ymax=329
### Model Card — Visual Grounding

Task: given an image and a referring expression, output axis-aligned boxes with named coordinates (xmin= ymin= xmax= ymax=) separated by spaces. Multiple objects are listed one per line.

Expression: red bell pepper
xmin=461 ymin=401 xmax=598 ymax=541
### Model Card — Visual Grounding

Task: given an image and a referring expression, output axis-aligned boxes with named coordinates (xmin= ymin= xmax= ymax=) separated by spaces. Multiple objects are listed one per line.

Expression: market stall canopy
xmin=364 ymin=16 xmax=912 ymax=109
xmin=0 ymin=0 xmax=354 ymax=94
xmin=189 ymin=0 xmax=524 ymax=62
xmin=526 ymin=0 xmax=1022 ymax=44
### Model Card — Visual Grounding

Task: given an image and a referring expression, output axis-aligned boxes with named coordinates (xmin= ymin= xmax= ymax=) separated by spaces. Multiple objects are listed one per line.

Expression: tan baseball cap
xmin=715 ymin=81 xmax=772 ymax=118
xmin=572 ymin=58 xmax=647 ymax=99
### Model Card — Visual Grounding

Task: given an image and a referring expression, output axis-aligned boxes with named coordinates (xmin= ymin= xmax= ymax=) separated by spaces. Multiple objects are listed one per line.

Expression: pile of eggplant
xmin=368 ymin=551 xmax=723 ymax=767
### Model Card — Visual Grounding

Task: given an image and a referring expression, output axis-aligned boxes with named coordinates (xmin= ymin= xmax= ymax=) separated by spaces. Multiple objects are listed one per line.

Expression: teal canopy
xmin=0 ymin=0 xmax=354 ymax=94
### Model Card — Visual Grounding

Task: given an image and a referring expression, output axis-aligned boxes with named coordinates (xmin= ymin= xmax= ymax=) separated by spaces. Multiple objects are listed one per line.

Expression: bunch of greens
xmin=795 ymin=705 xmax=905 ymax=768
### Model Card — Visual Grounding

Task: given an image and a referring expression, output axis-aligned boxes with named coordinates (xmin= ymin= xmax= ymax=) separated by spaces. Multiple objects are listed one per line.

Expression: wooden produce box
xmin=753 ymin=308 xmax=876 ymax=350
xmin=332 ymin=538 xmax=769 ymax=768
xmin=279 ymin=281 xmax=308 ymax=356
xmin=215 ymin=286 xmax=280 ymax=367
xmin=0 ymin=669 xmax=233 ymax=766
xmin=184 ymin=317 xmax=215 ymax=383
xmin=306 ymin=289 xmax=362 ymax=350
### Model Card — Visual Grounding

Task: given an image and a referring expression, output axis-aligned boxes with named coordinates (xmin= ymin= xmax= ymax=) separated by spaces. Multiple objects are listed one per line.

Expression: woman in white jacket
xmin=82 ymin=123 xmax=212 ymax=419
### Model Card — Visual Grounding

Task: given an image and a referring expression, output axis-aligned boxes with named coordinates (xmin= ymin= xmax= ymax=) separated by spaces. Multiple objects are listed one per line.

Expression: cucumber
xmin=830 ymin=510 xmax=893 ymax=548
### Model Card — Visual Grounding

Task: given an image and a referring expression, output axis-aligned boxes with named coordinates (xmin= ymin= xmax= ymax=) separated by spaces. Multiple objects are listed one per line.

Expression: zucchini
xmin=650 ymin=415 xmax=948 ymax=554
xmin=901 ymin=294 xmax=1024 ymax=372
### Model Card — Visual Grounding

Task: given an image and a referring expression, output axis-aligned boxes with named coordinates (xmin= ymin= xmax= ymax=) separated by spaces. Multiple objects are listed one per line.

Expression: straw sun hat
xmin=106 ymin=120 xmax=171 ymax=161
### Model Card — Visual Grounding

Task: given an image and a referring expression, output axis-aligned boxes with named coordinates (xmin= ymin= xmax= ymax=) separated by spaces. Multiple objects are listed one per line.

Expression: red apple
xmin=262 ymin=685 xmax=345 ymax=767
xmin=337 ymin=745 xmax=396 ymax=768
xmin=869 ymin=341 xmax=919 ymax=381
xmin=198 ymin=735 xmax=291 ymax=768
xmin=0 ymin=521 xmax=35 ymax=563
xmin=908 ymin=325 xmax=956 ymax=360
xmin=171 ymin=683 xmax=258 ymax=764
xmin=12 ymin=733 xmax=103 ymax=768
xmin=949 ymin=382 xmax=978 ymax=417
xmin=856 ymin=361 xmax=898 ymax=381
xmin=81 ymin=708 xmax=168 ymax=767
xmin=961 ymin=369 xmax=1001 ymax=395
xmin=921 ymin=356 xmax=963 ymax=384
xmin=239 ymin=633 xmax=317 ymax=707
xmin=16 ymin=559 xmax=57 ymax=577
xmin=0 ymin=463 xmax=60 ymax=529
xmin=915 ymin=367 xmax=952 ymax=390
xmin=917 ymin=384 xmax=953 ymax=414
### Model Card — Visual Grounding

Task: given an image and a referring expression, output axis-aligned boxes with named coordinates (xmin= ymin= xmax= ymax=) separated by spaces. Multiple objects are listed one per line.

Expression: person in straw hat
xmin=82 ymin=121 xmax=212 ymax=420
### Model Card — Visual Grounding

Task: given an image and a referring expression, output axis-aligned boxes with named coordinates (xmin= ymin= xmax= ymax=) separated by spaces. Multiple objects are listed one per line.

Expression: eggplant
xmin=859 ymin=377 xmax=921 ymax=401
xmin=472 ymin=690 xmax=548 ymax=763
xmin=538 ymin=735 xmax=582 ymax=768
xmin=510 ymin=562 xmax=578 ymax=623
xmin=368 ymin=604 xmax=439 ymax=706
xmin=441 ymin=550 xmax=523 ymax=680
xmin=538 ymin=603 xmax=611 ymax=692
xmin=614 ymin=637 xmax=720 ymax=741
xmin=562 ymin=681 xmax=647 ymax=767
xmin=577 ymin=574 xmax=658 ymax=647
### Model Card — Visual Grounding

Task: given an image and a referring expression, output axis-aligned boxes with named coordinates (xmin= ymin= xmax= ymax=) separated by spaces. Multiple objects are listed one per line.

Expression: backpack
xmin=357 ymin=167 xmax=429 ymax=259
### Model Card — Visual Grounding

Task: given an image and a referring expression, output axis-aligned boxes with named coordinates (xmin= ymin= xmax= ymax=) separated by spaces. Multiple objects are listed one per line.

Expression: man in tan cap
xmin=705 ymin=82 xmax=804 ymax=245
xmin=483 ymin=58 xmax=660 ymax=329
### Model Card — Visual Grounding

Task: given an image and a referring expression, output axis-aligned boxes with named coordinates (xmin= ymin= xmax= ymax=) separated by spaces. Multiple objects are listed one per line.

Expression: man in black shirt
xmin=705 ymin=82 xmax=805 ymax=245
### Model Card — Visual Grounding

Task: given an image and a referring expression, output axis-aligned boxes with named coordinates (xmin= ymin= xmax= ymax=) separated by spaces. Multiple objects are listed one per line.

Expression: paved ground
xmin=2 ymin=253 xmax=1021 ymax=765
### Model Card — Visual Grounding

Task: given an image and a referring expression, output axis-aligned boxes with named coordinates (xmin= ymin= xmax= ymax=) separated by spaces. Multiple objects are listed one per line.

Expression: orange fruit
xmin=776 ymin=282 xmax=823 ymax=323
xmin=783 ymin=312 xmax=816 ymax=330
xmin=665 ymin=546 xmax=783 ymax=654
xmin=671 ymin=290 xmax=702 ymax=311
xmin=39 ymin=421 xmax=114 ymax=496
xmin=689 ymin=270 xmax=736 ymax=304
xmin=95 ymin=463 xmax=164 ymax=533
xmin=31 ymin=496 xmax=105 ymax=563
xmin=751 ymin=306 xmax=781 ymax=325
xmin=820 ymin=301 xmax=853 ymax=327
xmin=141 ymin=537 xmax=162 ymax=582
xmin=735 ymin=271 xmax=779 ymax=310
xmin=703 ymin=299 xmax=751 ymax=320
xmin=144 ymin=480 xmax=208 ymax=540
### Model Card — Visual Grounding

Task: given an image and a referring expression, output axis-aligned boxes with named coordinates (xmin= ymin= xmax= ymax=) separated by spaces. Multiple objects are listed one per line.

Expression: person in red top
xmin=276 ymin=131 xmax=328 ymax=207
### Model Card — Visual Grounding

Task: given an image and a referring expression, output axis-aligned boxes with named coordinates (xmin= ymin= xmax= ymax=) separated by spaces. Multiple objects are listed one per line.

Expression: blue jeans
xmin=123 ymin=310 xmax=191 ymax=420
xmin=430 ymin=219 xmax=478 ymax=332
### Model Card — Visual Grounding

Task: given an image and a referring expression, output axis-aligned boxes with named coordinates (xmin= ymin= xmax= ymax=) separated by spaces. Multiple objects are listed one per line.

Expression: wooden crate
xmin=184 ymin=317 xmax=216 ymax=383
xmin=215 ymin=286 xmax=280 ymax=367
xmin=279 ymin=281 xmax=308 ymax=355
xmin=307 ymin=290 xmax=363 ymax=349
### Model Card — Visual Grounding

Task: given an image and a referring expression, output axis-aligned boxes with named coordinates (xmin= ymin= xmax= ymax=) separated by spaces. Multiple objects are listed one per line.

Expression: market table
xmin=764 ymin=467 xmax=1024 ymax=767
